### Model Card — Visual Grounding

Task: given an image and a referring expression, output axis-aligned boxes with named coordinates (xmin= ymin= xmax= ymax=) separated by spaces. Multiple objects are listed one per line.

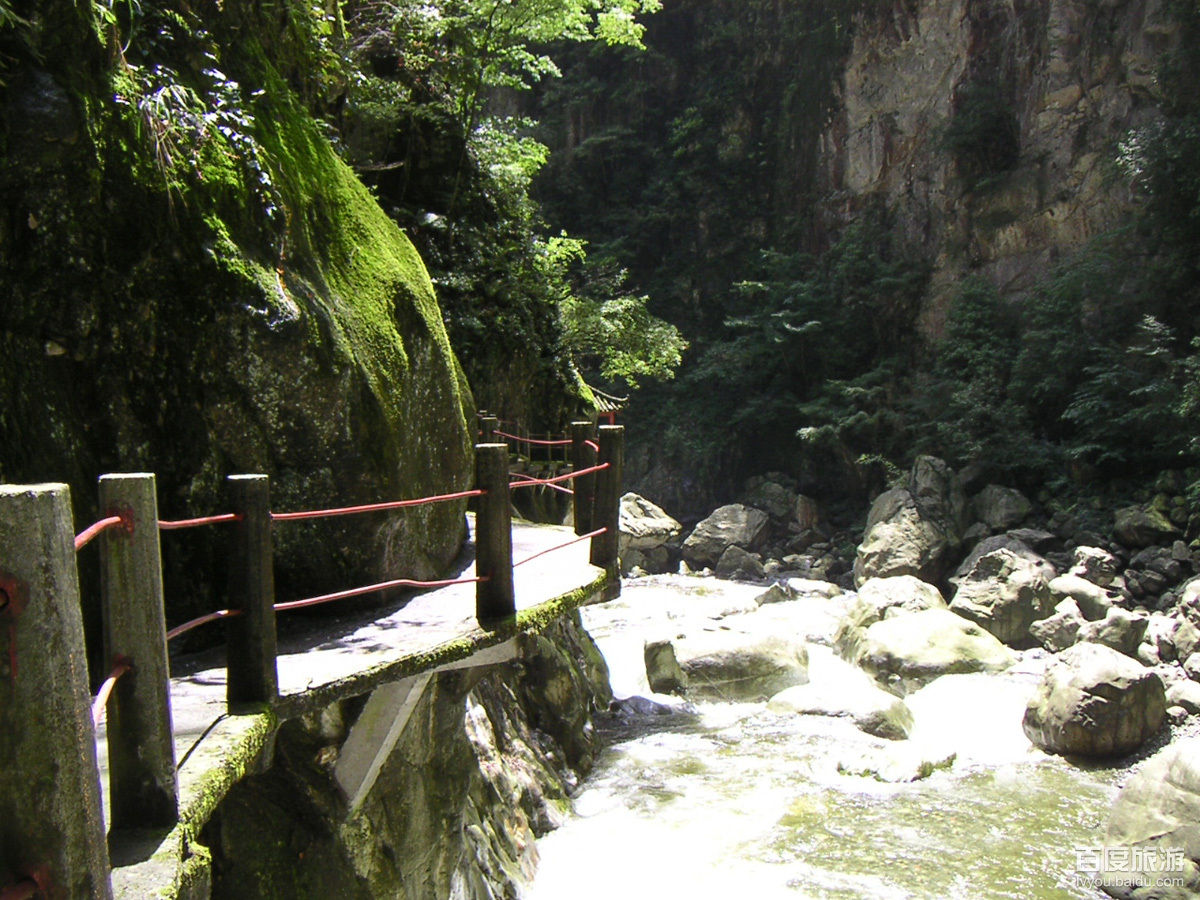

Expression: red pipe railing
xmin=270 ymin=489 xmax=484 ymax=522
xmin=74 ymin=514 xmax=127 ymax=551
xmin=91 ymin=658 xmax=132 ymax=727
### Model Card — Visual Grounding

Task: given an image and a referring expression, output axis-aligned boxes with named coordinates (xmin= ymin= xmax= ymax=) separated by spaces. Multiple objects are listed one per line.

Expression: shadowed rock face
xmin=0 ymin=3 xmax=474 ymax=643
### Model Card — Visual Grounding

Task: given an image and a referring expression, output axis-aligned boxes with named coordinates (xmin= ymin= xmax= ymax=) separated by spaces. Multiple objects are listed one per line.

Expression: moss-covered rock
xmin=0 ymin=1 xmax=473 ymax=655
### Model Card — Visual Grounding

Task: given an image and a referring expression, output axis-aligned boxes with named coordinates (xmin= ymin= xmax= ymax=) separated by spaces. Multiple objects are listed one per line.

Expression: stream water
xmin=527 ymin=576 xmax=1124 ymax=900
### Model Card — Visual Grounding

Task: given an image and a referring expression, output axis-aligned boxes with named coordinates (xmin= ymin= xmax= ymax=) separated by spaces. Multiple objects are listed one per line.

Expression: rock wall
xmin=820 ymin=0 xmax=1174 ymax=333
xmin=203 ymin=613 xmax=611 ymax=899
xmin=0 ymin=2 xmax=475 ymax=647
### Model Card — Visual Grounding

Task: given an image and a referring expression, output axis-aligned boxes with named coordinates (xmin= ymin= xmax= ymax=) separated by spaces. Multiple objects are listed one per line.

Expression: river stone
xmin=715 ymin=544 xmax=766 ymax=581
xmin=794 ymin=494 xmax=820 ymax=530
xmin=972 ymin=484 xmax=1032 ymax=530
xmin=1022 ymin=642 xmax=1166 ymax=759
xmin=667 ymin=631 xmax=810 ymax=701
xmin=1114 ymin=505 xmax=1182 ymax=549
xmin=783 ymin=578 xmax=843 ymax=599
xmin=619 ymin=492 xmax=682 ymax=551
xmin=951 ymin=534 xmax=1053 ymax=584
xmin=857 ymin=575 xmax=947 ymax=621
xmin=910 ymin=455 xmax=970 ymax=542
xmin=849 ymin=608 xmax=1017 ymax=690
xmin=682 ymin=504 xmax=770 ymax=569
xmin=1100 ymin=737 xmax=1200 ymax=898
xmin=768 ymin=650 xmax=914 ymax=740
xmin=1185 ymin=653 xmax=1200 ymax=682
xmin=1173 ymin=617 xmax=1200 ymax=663
xmin=1069 ymin=545 xmax=1121 ymax=588
xmin=744 ymin=479 xmax=796 ymax=519
xmin=853 ymin=488 xmax=952 ymax=587
xmin=836 ymin=746 xmax=957 ymax=783
xmin=755 ymin=583 xmax=793 ymax=606
xmin=1049 ymin=573 xmax=1120 ymax=621
xmin=1029 ymin=598 xmax=1085 ymax=653
xmin=949 ymin=548 xmax=1055 ymax=646
xmin=644 ymin=639 xmax=688 ymax=694
xmin=1166 ymin=680 xmax=1200 ymax=715
xmin=1078 ymin=607 xmax=1150 ymax=658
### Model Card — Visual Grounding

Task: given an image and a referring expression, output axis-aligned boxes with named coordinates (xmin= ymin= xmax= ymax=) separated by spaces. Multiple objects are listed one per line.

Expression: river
xmin=527 ymin=575 xmax=1124 ymax=900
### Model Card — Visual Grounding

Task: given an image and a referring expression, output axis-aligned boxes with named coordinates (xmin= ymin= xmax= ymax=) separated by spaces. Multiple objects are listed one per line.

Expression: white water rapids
xmin=526 ymin=575 xmax=1123 ymax=900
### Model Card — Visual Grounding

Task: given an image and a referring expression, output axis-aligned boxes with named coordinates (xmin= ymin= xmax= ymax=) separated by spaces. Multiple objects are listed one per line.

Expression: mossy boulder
xmin=0 ymin=3 xmax=474 ymax=650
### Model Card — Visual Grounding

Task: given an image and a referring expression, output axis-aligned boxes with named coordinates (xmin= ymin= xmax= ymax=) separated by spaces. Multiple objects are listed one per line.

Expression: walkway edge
xmin=110 ymin=566 xmax=611 ymax=899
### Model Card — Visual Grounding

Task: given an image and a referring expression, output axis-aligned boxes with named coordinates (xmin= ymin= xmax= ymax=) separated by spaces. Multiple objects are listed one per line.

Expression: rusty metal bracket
xmin=0 ymin=570 xmax=27 ymax=620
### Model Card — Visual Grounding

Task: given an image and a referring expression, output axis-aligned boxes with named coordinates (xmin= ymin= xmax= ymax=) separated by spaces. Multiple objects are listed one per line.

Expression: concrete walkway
xmin=96 ymin=517 xmax=609 ymax=897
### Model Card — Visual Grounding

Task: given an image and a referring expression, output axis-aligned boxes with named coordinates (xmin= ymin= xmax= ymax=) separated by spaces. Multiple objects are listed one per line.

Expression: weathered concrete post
xmin=478 ymin=413 xmax=498 ymax=444
xmin=0 ymin=484 xmax=113 ymax=899
xmin=570 ymin=421 xmax=597 ymax=536
xmin=226 ymin=475 xmax=278 ymax=708
xmin=475 ymin=443 xmax=515 ymax=624
xmin=98 ymin=473 xmax=178 ymax=830
xmin=589 ymin=425 xmax=624 ymax=587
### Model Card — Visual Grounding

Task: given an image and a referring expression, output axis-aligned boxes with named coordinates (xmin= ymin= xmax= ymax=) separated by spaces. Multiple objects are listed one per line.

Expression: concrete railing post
xmin=475 ymin=443 xmax=515 ymax=624
xmin=589 ymin=425 xmax=624 ymax=583
xmin=98 ymin=473 xmax=178 ymax=830
xmin=0 ymin=484 xmax=113 ymax=899
xmin=478 ymin=413 xmax=498 ymax=445
xmin=570 ymin=421 xmax=596 ymax=536
xmin=226 ymin=475 xmax=278 ymax=708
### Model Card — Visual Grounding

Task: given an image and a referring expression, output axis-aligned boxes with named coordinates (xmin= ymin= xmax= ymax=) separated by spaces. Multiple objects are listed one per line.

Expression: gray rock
xmin=836 ymin=746 xmax=957 ymax=783
xmin=853 ymin=489 xmax=951 ymax=587
xmin=1070 ymin=545 xmax=1121 ymax=588
xmin=1078 ymin=608 xmax=1150 ymax=658
xmin=972 ymin=484 xmax=1032 ymax=530
xmin=1100 ymin=737 xmax=1200 ymax=898
xmin=857 ymin=575 xmax=947 ymax=620
xmin=783 ymin=578 xmax=843 ymax=599
xmin=1114 ymin=505 xmax=1182 ymax=549
xmin=953 ymin=534 xmax=1053 ymax=583
xmin=1174 ymin=617 xmax=1200 ymax=663
xmin=644 ymin=639 xmax=688 ymax=694
xmin=715 ymin=544 xmax=766 ymax=581
xmin=619 ymin=493 xmax=682 ymax=552
xmin=848 ymin=608 xmax=1017 ymax=690
xmin=768 ymin=666 xmax=914 ymax=741
xmin=1166 ymin=680 xmax=1200 ymax=715
xmin=949 ymin=549 xmax=1055 ymax=646
xmin=682 ymin=504 xmax=770 ymax=569
xmin=1022 ymin=643 xmax=1166 ymax=759
xmin=671 ymin=632 xmax=810 ymax=701
xmin=744 ymin=480 xmax=796 ymax=519
xmin=910 ymin=455 xmax=970 ymax=543
xmin=1006 ymin=528 xmax=1062 ymax=553
xmin=1030 ymin=598 xmax=1085 ymax=653
xmin=1186 ymin=652 xmax=1200 ymax=682
xmin=1049 ymin=572 xmax=1121 ymax=621
xmin=794 ymin=494 xmax=820 ymax=531
xmin=1144 ymin=613 xmax=1182 ymax=663
xmin=754 ymin=583 xmax=793 ymax=606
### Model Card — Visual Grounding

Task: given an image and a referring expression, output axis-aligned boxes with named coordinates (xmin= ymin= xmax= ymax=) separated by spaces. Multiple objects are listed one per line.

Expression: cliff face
xmin=0 ymin=2 xmax=474 ymax=637
xmin=821 ymin=0 xmax=1174 ymax=333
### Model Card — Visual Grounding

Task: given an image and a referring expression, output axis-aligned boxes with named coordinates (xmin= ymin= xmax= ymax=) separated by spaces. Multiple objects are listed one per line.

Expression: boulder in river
xmin=1029 ymin=598 xmax=1086 ymax=653
xmin=1048 ymin=573 xmax=1120 ymax=621
xmin=1021 ymin=642 xmax=1166 ymax=759
xmin=847 ymin=608 xmax=1017 ymax=691
xmin=648 ymin=630 xmax=809 ymax=701
xmin=1114 ymin=504 xmax=1181 ymax=549
xmin=682 ymin=504 xmax=770 ymax=569
xmin=1077 ymin=607 xmax=1150 ymax=658
xmin=768 ymin=648 xmax=914 ymax=740
xmin=971 ymin=484 xmax=1032 ymax=530
xmin=949 ymin=548 xmax=1055 ymax=646
xmin=1099 ymin=737 xmax=1200 ymax=898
